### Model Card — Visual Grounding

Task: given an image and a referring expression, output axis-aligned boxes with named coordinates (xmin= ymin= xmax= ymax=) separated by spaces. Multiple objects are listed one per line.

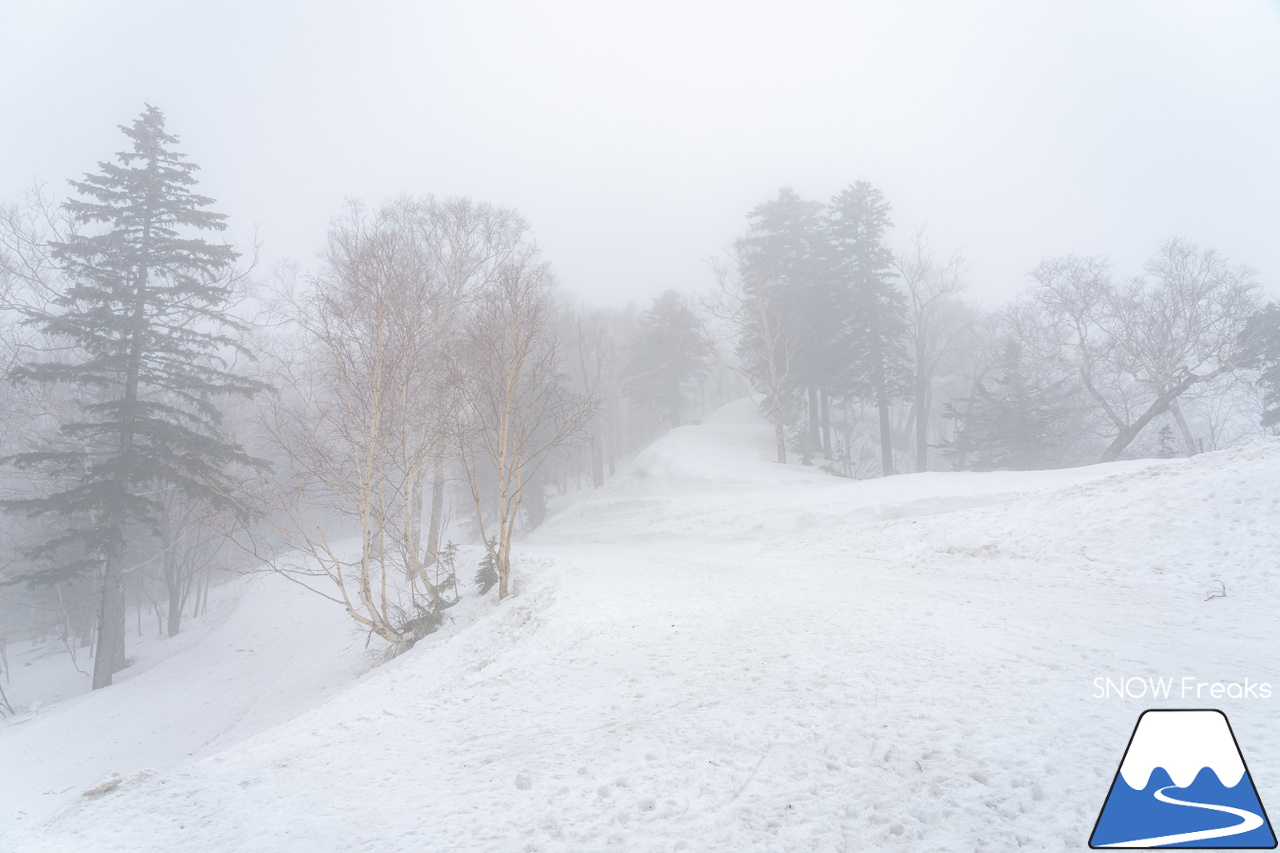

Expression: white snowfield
xmin=4 ymin=397 xmax=1279 ymax=852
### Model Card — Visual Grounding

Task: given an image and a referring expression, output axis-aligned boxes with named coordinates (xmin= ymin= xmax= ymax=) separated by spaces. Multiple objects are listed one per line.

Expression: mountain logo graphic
xmin=1090 ymin=709 xmax=1276 ymax=848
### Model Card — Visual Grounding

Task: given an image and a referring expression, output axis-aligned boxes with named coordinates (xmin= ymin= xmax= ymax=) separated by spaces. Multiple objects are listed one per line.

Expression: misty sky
xmin=3 ymin=1 xmax=1279 ymax=308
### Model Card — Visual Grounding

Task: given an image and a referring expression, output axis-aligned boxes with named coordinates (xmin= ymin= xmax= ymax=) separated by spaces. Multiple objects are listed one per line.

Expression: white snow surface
xmin=4 ymin=396 xmax=1280 ymax=852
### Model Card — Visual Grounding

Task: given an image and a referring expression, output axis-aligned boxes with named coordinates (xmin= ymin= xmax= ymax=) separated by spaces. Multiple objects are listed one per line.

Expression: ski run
xmin=3 ymin=398 xmax=1278 ymax=852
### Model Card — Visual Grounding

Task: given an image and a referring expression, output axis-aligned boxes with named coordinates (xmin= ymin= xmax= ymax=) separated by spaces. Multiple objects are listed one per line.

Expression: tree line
xmin=714 ymin=188 xmax=1280 ymax=476
xmin=0 ymin=107 xmax=734 ymax=690
xmin=1 ymin=106 xmax=1278 ymax=693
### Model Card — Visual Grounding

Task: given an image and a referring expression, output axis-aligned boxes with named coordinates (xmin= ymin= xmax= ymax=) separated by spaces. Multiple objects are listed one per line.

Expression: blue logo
xmin=1090 ymin=709 xmax=1276 ymax=848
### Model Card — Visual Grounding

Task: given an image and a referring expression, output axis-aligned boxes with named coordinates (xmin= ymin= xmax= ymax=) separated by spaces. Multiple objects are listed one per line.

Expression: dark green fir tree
xmin=625 ymin=290 xmax=711 ymax=432
xmin=735 ymin=188 xmax=831 ymax=464
xmin=3 ymin=105 xmax=264 ymax=689
xmin=475 ymin=539 xmax=500 ymax=595
xmin=944 ymin=342 xmax=1065 ymax=471
xmin=825 ymin=182 xmax=912 ymax=476
xmin=1245 ymin=303 xmax=1280 ymax=430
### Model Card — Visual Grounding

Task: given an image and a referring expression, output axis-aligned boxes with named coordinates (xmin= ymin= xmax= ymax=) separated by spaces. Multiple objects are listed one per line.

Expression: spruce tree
xmin=3 ymin=105 xmax=263 ymax=689
xmin=1245 ymin=304 xmax=1280 ymax=429
xmin=625 ymin=290 xmax=711 ymax=432
xmin=475 ymin=540 xmax=500 ymax=595
xmin=944 ymin=342 xmax=1066 ymax=471
xmin=735 ymin=189 xmax=831 ymax=461
xmin=825 ymin=182 xmax=912 ymax=476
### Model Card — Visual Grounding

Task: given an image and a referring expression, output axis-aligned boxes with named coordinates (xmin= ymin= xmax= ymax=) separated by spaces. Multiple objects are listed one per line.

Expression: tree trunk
xmin=167 ymin=587 xmax=183 ymax=638
xmin=1099 ymin=400 xmax=1171 ymax=462
xmin=820 ymin=386 xmax=832 ymax=461
xmin=591 ymin=428 xmax=604 ymax=488
xmin=92 ymin=220 xmax=151 ymax=689
xmin=604 ymin=402 xmax=614 ymax=473
xmin=606 ymin=403 xmax=617 ymax=477
xmin=192 ymin=572 xmax=204 ymax=620
xmin=878 ymin=396 xmax=894 ymax=476
xmin=91 ymin=555 xmax=125 ymax=689
xmin=669 ymin=368 xmax=682 ymax=429
xmin=160 ymin=515 xmax=182 ymax=638
xmin=1098 ymin=373 xmax=1208 ymax=462
xmin=774 ymin=414 xmax=787 ymax=464
xmin=407 ymin=472 xmax=424 ymax=572
xmin=1169 ymin=399 xmax=1198 ymax=455
xmin=496 ymin=539 xmax=511 ymax=600
xmin=807 ymin=385 xmax=820 ymax=461
xmin=164 ymin=544 xmax=183 ymax=638
xmin=875 ymin=352 xmax=894 ymax=476
xmin=915 ymin=369 xmax=930 ymax=472
xmin=425 ymin=455 xmax=445 ymax=564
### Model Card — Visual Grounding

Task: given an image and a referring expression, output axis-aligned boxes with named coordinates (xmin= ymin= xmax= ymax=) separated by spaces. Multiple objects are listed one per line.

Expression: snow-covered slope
xmin=0 ymin=574 xmax=379 ymax=827
xmin=5 ymin=397 xmax=1280 ymax=852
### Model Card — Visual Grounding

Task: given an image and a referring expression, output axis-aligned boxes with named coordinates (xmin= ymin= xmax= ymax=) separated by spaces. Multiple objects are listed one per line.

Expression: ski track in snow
xmin=4 ymin=398 xmax=1280 ymax=852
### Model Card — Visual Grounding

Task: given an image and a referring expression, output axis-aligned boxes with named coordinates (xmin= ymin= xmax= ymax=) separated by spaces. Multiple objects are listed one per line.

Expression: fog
xmin=6 ymin=6 xmax=1280 ymax=849
xmin=4 ymin=1 xmax=1279 ymax=306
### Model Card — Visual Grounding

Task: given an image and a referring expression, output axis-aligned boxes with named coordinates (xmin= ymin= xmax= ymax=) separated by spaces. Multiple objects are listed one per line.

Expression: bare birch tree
xmin=413 ymin=198 xmax=529 ymax=564
xmin=451 ymin=242 xmax=593 ymax=600
xmin=895 ymin=226 xmax=968 ymax=472
xmin=248 ymin=199 xmax=456 ymax=648
xmin=559 ymin=300 xmax=618 ymax=488
xmin=1014 ymin=239 xmax=1260 ymax=462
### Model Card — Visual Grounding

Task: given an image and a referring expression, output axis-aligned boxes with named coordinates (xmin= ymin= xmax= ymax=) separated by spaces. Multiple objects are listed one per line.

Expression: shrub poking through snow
xmin=436 ymin=542 xmax=461 ymax=608
xmin=475 ymin=541 xmax=500 ymax=595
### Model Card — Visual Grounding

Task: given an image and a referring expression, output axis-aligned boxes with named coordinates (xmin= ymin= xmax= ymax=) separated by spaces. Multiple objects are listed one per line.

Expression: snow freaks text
xmin=1093 ymin=677 xmax=1273 ymax=701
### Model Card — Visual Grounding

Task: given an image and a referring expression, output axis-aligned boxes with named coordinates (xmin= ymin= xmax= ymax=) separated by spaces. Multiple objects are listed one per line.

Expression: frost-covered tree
xmin=944 ymin=341 xmax=1069 ymax=471
xmin=707 ymin=243 xmax=800 ymax=463
xmin=724 ymin=183 xmax=914 ymax=472
xmin=1245 ymin=304 xmax=1280 ymax=429
xmin=561 ymin=301 xmax=621 ymax=488
xmin=2 ymin=106 xmax=262 ymax=689
xmin=735 ymin=188 xmax=830 ymax=460
xmin=895 ymin=225 xmax=968 ymax=472
xmin=474 ymin=540 xmax=499 ymax=595
xmin=251 ymin=198 xmax=465 ymax=649
xmin=1015 ymin=240 xmax=1260 ymax=462
xmin=452 ymin=235 xmax=594 ymax=599
xmin=825 ymin=182 xmax=912 ymax=476
xmin=625 ymin=290 xmax=712 ymax=433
